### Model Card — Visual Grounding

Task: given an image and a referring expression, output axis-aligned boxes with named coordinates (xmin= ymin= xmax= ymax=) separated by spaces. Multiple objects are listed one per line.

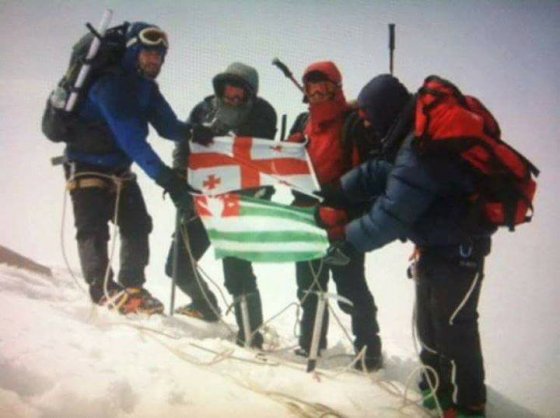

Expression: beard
xmin=139 ymin=63 xmax=161 ymax=79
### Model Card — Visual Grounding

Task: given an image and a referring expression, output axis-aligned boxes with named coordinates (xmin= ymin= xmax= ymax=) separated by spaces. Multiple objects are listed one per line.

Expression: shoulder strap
xmin=289 ymin=112 xmax=309 ymax=135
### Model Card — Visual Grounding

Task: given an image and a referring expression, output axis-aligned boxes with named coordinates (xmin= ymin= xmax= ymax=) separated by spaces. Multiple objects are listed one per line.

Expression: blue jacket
xmin=342 ymin=132 xmax=494 ymax=253
xmin=66 ymin=64 xmax=187 ymax=181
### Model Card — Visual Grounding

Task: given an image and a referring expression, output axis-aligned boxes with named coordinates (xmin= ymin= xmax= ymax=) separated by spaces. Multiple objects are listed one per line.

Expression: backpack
xmin=415 ymin=75 xmax=539 ymax=231
xmin=41 ymin=22 xmax=129 ymax=143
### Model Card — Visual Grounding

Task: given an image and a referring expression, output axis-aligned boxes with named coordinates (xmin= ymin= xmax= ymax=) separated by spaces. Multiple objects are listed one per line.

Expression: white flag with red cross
xmin=188 ymin=136 xmax=319 ymax=196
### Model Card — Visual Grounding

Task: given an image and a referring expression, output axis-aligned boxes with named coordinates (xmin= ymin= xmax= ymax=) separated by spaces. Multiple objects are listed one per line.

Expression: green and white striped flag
xmin=194 ymin=194 xmax=328 ymax=263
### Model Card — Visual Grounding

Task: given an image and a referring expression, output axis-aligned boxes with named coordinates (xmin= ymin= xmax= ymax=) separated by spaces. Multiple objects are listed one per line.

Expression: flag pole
xmin=169 ymin=210 xmax=182 ymax=316
xmin=279 ymin=114 xmax=287 ymax=142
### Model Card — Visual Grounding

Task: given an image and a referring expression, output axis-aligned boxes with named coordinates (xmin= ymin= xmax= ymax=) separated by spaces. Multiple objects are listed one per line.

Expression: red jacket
xmin=302 ymin=61 xmax=351 ymax=186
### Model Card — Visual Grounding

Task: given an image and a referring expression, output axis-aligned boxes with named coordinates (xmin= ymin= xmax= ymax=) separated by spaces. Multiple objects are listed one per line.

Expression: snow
xmin=0 ymin=262 xmax=543 ymax=417
xmin=1 ymin=1 xmax=560 ymax=417
xmin=0 ymin=264 xmax=424 ymax=417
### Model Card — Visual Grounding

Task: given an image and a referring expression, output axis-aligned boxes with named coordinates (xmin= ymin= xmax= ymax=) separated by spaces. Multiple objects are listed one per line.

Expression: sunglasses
xmin=127 ymin=27 xmax=169 ymax=49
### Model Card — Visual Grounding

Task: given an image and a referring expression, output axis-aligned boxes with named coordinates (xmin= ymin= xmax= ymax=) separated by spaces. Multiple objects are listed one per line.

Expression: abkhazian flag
xmin=188 ymin=136 xmax=319 ymax=196
xmin=194 ymin=193 xmax=329 ymax=263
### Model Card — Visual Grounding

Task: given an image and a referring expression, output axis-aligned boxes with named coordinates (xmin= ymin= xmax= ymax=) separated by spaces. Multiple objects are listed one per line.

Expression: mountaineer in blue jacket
xmin=319 ymin=75 xmax=494 ymax=417
xmin=64 ymin=22 xmax=203 ymax=315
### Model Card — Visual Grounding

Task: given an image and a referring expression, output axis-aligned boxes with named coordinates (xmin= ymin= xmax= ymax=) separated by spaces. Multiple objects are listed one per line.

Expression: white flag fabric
xmin=194 ymin=194 xmax=329 ymax=263
xmin=188 ymin=136 xmax=319 ymax=196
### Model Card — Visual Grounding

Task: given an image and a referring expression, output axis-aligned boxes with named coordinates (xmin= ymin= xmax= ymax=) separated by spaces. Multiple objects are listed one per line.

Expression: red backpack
xmin=415 ymin=75 xmax=539 ymax=231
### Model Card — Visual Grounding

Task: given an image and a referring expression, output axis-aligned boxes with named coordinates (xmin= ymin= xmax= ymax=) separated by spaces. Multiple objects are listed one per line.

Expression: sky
xmin=1 ymin=0 xmax=560 ymax=416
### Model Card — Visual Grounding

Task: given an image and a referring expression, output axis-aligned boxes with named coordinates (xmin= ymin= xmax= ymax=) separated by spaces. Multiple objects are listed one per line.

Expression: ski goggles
xmin=304 ymin=80 xmax=337 ymax=96
xmin=127 ymin=27 xmax=169 ymax=49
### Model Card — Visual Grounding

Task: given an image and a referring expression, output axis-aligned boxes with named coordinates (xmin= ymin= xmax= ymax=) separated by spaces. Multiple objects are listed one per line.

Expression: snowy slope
xmin=0 ymin=260 xmax=541 ymax=417
xmin=1 ymin=2 xmax=559 ymax=417
xmin=0 ymin=263 xmax=425 ymax=418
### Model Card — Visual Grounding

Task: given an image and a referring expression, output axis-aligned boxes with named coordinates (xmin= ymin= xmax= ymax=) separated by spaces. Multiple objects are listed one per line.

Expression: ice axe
xmin=272 ymin=57 xmax=304 ymax=94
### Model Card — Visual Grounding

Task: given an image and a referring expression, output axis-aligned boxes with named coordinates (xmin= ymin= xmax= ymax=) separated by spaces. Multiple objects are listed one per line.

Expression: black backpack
xmin=41 ymin=22 xmax=129 ymax=144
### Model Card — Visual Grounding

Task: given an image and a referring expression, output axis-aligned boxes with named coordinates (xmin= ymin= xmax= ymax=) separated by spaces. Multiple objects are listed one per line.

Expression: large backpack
xmin=415 ymin=75 xmax=539 ymax=231
xmin=41 ymin=22 xmax=129 ymax=144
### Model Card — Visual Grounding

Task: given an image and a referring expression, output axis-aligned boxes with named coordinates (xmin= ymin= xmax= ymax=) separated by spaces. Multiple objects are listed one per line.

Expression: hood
xmin=357 ymin=74 xmax=411 ymax=139
xmin=302 ymin=61 xmax=342 ymax=86
xmin=303 ymin=61 xmax=348 ymax=126
xmin=212 ymin=62 xmax=259 ymax=98
xmin=122 ymin=22 xmax=168 ymax=74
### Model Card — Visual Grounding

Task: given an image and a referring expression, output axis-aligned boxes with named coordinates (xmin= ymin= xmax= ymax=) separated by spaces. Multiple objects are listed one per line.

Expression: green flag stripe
xmin=207 ymin=229 xmax=326 ymax=243
xmin=214 ymin=249 xmax=326 ymax=263
xmin=239 ymin=194 xmax=315 ymax=216
xmin=240 ymin=206 xmax=316 ymax=225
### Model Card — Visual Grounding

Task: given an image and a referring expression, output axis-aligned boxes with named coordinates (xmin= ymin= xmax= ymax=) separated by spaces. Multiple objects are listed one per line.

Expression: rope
xmin=59 ymin=168 xmax=136 ymax=309
xmin=449 ymin=271 xmax=480 ymax=326
xmin=178 ymin=219 xmax=237 ymax=337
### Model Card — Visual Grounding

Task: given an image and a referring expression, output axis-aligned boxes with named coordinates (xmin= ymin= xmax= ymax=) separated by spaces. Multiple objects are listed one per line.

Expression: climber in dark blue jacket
xmin=64 ymin=22 xmax=204 ymax=315
xmin=319 ymin=75 xmax=493 ymax=417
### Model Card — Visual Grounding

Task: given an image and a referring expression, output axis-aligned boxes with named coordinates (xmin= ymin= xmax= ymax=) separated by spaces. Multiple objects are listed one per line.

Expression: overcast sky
xmin=1 ymin=1 xmax=560 ymax=415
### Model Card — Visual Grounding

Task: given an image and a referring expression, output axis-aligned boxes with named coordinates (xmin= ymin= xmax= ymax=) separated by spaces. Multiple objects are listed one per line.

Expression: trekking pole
xmin=272 ymin=58 xmax=305 ymax=94
xmin=169 ymin=209 xmax=182 ymax=316
xmin=388 ymin=23 xmax=396 ymax=75
xmin=65 ymin=9 xmax=113 ymax=111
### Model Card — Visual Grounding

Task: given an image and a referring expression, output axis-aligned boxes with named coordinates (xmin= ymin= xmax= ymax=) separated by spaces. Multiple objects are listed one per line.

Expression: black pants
xmin=165 ymin=218 xmax=262 ymax=342
xmin=164 ymin=217 xmax=219 ymax=310
xmin=296 ymin=248 xmax=380 ymax=352
xmin=66 ymin=164 xmax=152 ymax=298
xmin=416 ymin=246 xmax=487 ymax=408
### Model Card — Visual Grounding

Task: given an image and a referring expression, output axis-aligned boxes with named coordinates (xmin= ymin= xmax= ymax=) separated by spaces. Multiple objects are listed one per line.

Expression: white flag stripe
xmin=250 ymin=145 xmax=308 ymax=160
xmin=210 ymin=240 xmax=326 ymax=253
xmin=206 ymin=217 xmax=321 ymax=235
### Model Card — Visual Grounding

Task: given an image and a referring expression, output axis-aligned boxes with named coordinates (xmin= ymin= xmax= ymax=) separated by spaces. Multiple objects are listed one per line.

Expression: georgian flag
xmin=194 ymin=194 xmax=329 ymax=263
xmin=188 ymin=136 xmax=319 ymax=196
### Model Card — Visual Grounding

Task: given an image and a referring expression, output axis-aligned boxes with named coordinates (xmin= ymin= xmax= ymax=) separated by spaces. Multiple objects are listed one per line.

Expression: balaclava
xmin=211 ymin=62 xmax=258 ymax=131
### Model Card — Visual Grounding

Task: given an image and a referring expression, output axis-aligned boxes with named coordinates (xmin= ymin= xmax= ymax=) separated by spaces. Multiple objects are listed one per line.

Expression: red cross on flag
xmin=188 ymin=136 xmax=320 ymax=196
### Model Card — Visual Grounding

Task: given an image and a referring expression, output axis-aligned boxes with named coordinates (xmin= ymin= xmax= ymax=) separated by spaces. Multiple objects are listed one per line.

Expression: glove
xmin=190 ymin=123 xmax=214 ymax=146
xmin=286 ymin=132 xmax=306 ymax=143
xmin=155 ymin=166 xmax=198 ymax=215
xmin=315 ymin=206 xmax=348 ymax=228
xmin=323 ymin=241 xmax=355 ymax=266
xmin=313 ymin=180 xmax=348 ymax=208
xmin=315 ymin=206 xmax=349 ymax=242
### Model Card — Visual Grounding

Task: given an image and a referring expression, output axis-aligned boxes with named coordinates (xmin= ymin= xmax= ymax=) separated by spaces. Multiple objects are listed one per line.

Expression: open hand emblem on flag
xmin=193 ymin=194 xmax=329 ymax=263
xmin=194 ymin=194 xmax=240 ymax=218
